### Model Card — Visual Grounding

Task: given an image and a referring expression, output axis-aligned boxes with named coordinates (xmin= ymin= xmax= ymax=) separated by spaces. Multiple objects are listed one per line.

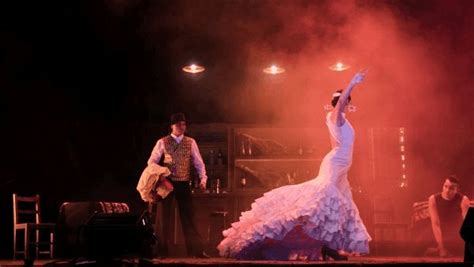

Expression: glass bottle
xmin=297 ymin=144 xmax=303 ymax=156
xmin=241 ymin=176 xmax=247 ymax=188
xmin=189 ymin=180 xmax=194 ymax=193
xmin=217 ymin=149 xmax=224 ymax=165
xmin=216 ymin=178 xmax=220 ymax=194
xmin=209 ymin=149 xmax=215 ymax=165
xmin=248 ymin=139 xmax=253 ymax=156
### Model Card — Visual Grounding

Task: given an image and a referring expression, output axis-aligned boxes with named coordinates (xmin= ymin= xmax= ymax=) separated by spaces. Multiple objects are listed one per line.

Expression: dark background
xmin=1 ymin=0 xmax=474 ymax=258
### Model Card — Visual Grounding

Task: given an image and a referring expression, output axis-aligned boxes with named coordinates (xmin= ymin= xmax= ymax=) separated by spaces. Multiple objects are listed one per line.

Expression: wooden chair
xmin=13 ymin=194 xmax=55 ymax=259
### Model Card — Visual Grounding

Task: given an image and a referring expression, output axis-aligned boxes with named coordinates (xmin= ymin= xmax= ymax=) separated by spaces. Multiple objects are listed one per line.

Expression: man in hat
xmin=147 ymin=113 xmax=209 ymax=258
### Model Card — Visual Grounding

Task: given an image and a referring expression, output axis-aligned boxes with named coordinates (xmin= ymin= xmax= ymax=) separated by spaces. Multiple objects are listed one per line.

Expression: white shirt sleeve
xmin=191 ymin=139 xmax=208 ymax=182
xmin=147 ymin=139 xmax=165 ymax=166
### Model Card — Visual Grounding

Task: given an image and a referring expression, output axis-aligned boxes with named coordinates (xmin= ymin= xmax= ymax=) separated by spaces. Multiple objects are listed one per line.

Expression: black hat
xmin=170 ymin=113 xmax=186 ymax=125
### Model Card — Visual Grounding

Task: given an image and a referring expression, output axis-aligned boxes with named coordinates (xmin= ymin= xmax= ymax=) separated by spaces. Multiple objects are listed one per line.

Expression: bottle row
xmin=207 ymin=148 xmax=226 ymax=165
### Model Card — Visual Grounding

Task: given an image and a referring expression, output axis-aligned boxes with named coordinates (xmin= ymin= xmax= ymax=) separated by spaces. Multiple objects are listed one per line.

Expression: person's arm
xmin=428 ymin=195 xmax=448 ymax=256
xmin=330 ymin=70 xmax=367 ymax=127
xmin=191 ymin=139 xmax=208 ymax=189
xmin=461 ymin=195 xmax=470 ymax=218
xmin=147 ymin=139 xmax=165 ymax=166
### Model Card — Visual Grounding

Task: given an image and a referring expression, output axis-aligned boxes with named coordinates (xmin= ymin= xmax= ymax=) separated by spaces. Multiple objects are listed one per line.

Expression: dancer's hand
xmin=350 ymin=69 xmax=368 ymax=85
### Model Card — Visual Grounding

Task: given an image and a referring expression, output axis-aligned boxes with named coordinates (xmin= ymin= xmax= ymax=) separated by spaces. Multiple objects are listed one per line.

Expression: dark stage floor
xmin=0 ymin=257 xmax=466 ymax=267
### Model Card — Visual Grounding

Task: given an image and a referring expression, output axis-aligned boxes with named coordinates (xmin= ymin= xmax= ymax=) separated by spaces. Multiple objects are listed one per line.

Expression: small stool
xmin=208 ymin=211 xmax=228 ymax=254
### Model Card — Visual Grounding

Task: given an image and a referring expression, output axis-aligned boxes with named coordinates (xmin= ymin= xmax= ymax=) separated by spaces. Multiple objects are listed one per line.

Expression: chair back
xmin=13 ymin=194 xmax=41 ymax=225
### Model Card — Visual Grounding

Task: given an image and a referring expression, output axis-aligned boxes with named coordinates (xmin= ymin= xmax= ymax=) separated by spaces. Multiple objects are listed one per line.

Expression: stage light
xmin=263 ymin=65 xmax=285 ymax=75
xmin=182 ymin=64 xmax=205 ymax=73
xmin=329 ymin=61 xmax=350 ymax=71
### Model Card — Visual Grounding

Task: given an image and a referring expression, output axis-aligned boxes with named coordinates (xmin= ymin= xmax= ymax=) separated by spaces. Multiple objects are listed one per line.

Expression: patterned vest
xmin=161 ymin=135 xmax=193 ymax=181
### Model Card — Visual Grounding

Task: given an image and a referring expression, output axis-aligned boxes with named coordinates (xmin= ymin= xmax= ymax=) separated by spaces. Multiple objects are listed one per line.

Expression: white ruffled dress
xmin=217 ymin=112 xmax=372 ymax=260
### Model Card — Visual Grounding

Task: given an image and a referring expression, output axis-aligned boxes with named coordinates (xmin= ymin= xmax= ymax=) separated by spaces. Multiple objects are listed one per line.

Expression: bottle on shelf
xmin=209 ymin=149 xmax=216 ymax=165
xmin=216 ymin=178 xmax=221 ymax=194
xmin=189 ymin=180 xmax=194 ymax=193
xmin=286 ymin=172 xmax=292 ymax=184
xmin=241 ymin=140 xmax=246 ymax=156
xmin=297 ymin=144 xmax=303 ymax=156
xmin=217 ymin=149 xmax=224 ymax=165
xmin=194 ymin=176 xmax=200 ymax=190
xmin=247 ymin=138 xmax=253 ymax=156
xmin=292 ymin=171 xmax=297 ymax=184
xmin=240 ymin=175 xmax=247 ymax=188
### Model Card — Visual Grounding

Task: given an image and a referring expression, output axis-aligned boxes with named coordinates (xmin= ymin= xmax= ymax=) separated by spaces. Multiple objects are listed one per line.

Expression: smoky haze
xmin=127 ymin=0 xmax=474 ymax=196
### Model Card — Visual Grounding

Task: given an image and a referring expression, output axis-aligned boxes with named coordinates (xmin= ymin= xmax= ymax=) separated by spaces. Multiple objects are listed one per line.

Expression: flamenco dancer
xmin=217 ymin=70 xmax=372 ymax=261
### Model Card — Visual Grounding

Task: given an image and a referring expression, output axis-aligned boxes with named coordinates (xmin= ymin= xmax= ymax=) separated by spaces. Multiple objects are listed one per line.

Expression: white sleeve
xmin=191 ymin=139 xmax=208 ymax=182
xmin=147 ymin=139 xmax=165 ymax=166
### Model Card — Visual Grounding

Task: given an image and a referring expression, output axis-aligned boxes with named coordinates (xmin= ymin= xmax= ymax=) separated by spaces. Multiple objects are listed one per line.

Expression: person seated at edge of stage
xmin=428 ymin=175 xmax=470 ymax=257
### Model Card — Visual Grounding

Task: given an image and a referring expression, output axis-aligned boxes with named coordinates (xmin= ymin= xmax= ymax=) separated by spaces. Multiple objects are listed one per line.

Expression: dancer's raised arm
xmin=330 ymin=70 xmax=367 ymax=126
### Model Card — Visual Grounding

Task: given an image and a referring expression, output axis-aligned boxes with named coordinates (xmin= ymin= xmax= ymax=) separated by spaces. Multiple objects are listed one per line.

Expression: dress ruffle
xmin=217 ymin=178 xmax=371 ymax=259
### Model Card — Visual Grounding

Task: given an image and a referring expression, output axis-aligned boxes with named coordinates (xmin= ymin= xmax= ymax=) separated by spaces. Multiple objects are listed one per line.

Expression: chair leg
xmin=49 ymin=232 xmax=54 ymax=259
xmin=24 ymin=228 xmax=29 ymax=260
xmin=13 ymin=229 xmax=17 ymax=260
xmin=35 ymin=229 xmax=39 ymax=259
